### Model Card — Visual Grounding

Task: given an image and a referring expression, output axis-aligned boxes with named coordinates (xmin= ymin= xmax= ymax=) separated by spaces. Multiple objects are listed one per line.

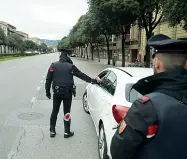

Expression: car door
xmin=88 ymin=70 xmax=110 ymax=117
xmin=92 ymin=71 xmax=117 ymax=128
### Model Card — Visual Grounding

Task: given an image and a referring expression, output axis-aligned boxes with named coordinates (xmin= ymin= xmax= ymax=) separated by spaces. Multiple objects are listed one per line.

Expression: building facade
xmin=0 ymin=21 xmax=16 ymax=36
xmin=139 ymin=21 xmax=187 ymax=62
xmin=0 ymin=21 xmax=30 ymax=53
xmin=16 ymin=31 xmax=29 ymax=41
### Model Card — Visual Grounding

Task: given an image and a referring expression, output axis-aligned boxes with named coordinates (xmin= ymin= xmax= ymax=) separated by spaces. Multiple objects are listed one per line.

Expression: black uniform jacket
xmin=45 ymin=58 xmax=95 ymax=93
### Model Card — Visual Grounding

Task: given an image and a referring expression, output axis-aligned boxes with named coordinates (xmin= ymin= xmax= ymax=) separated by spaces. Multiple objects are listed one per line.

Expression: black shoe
xmin=50 ymin=127 xmax=56 ymax=138
xmin=50 ymin=131 xmax=56 ymax=138
xmin=64 ymin=131 xmax=74 ymax=138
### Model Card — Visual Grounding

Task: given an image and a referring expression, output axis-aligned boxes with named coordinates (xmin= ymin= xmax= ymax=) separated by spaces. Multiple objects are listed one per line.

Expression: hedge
xmin=0 ymin=53 xmax=40 ymax=57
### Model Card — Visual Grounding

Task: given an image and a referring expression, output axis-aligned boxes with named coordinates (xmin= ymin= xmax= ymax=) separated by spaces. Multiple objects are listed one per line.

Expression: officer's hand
xmin=96 ymin=76 xmax=102 ymax=83
xmin=46 ymin=92 xmax=51 ymax=99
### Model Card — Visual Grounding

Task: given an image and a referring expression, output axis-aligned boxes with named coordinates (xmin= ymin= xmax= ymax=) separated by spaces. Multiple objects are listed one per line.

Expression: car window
xmin=125 ymin=83 xmax=142 ymax=103
xmin=98 ymin=70 xmax=110 ymax=80
xmin=102 ymin=71 xmax=117 ymax=95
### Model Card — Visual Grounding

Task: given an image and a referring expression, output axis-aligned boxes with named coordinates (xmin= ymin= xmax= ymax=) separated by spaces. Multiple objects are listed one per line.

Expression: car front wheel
xmin=82 ymin=92 xmax=90 ymax=114
xmin=98 ymin=124 xmax=109 ymax=159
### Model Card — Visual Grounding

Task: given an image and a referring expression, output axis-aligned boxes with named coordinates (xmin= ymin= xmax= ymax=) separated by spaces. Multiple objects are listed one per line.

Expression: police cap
xmin=148 ymin=34 xmax=187 ymax=58
xmin=59 ymin=48 xmax=72 ymax=55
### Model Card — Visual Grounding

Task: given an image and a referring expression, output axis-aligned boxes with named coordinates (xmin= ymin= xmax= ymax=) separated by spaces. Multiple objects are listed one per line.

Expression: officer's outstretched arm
xmin=110 ymin=97 xmax=158 ymax=159
xmin=72 ymin=65 xmax=96 ymax=83
xmin=45 ymin=63 xmax=54 ymax=93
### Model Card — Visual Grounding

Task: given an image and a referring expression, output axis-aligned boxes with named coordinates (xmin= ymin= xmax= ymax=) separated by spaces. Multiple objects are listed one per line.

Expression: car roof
xmin=115 ymin=67 xmax=153 ymax=78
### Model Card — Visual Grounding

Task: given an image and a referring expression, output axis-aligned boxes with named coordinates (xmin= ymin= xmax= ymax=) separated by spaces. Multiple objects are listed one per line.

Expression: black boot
xmin=64 ymin=119 xmax=74 ymax=138
xmin=50 ymin=126 xmax=56 ymax=138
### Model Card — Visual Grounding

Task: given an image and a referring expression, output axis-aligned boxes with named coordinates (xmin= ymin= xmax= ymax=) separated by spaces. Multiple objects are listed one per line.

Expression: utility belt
xmin=53 ymin=85 xmax=76 ymax=97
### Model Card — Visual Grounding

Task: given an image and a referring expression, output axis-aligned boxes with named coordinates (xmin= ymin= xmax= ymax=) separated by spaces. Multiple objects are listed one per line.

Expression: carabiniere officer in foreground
xmin=110 ymin=34 xmax=187 ymax=159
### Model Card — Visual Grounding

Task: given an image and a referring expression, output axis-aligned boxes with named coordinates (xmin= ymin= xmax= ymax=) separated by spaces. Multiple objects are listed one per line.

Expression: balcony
xmin=8 ymin=27 xmax=16 ymax=34
xmin=125 ymin=34 xmax=130 ymax=41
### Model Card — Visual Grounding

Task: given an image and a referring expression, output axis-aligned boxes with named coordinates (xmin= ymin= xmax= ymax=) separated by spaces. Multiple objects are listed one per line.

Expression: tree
xmin=103 ymin=0 xmax=138 ymax=66
xmin=134 ymin=0 xmax=163 ymax=67
xmin=6 ymin=34 xmax=17 ymax=53
xmin=57 ymin=36 xmax=71 ymax=51
xmin=164 ymin=0 xmax=187 ymax=30
xmin=69 ymin=15 xmax=89 ymax=59
xmin=11 ymin=34 xmax=23 ymax=52
xmin=80 ymin=11 xmax=101 ymax=60
xmin=0 ymin=27 xmax=6 ymax=53
xmin=88 ymin=0 xmax=118 ymax=64
xmin=39 ymin=43 xmax=48 ymax=52
xmin=95 ymin=35 xmax=105 ymax=62
xmin=22 ymin=40 xmax=38 ymax=51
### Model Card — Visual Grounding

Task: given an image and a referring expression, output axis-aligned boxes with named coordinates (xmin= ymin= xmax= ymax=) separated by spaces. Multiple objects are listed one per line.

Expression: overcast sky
xmin=0 ymin=0 xmax=88 ymax=40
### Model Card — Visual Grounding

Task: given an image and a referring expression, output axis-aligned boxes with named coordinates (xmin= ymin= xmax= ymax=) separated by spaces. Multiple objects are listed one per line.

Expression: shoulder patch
xmin=49 ymin=67 xmax=54 ymax=72
xmin=138 ymin=96 xmax=150 ymax=104
xmin=119 ymin=120 xmax=127 ymax=134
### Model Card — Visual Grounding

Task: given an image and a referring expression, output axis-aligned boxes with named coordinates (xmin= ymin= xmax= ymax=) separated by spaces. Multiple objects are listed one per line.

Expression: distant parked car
xmin=82 ymin=67 xmax=153 ymax=159
xmin=25 ymin=51 xmax=32 ymax=54
xmin=70 ymin=53 xmax=76 ymax=57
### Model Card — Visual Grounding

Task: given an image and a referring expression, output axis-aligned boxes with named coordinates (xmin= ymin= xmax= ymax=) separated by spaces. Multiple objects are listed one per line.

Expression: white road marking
xmin=31 ymin=97 xmax=36 ymax=104
xmin=36 ymin=87 xmax=41 ymax=91
xmin=43 ymin=76 xmax=45 ymax=78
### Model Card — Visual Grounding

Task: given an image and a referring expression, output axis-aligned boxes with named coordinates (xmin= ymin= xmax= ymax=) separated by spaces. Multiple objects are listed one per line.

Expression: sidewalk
xmin=75 ymin=57 xmax=129 ymax=67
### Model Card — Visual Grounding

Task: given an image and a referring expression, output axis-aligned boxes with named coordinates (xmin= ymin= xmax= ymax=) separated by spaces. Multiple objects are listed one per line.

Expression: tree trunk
xmin=96 ymin=43 xmax=100 ymax=62
xmin=121 ymin=27 xmax=127 ymax=67
xmin=145 ymin=31 xmax=153 ymax=67
xmin=90 ymin=43 xmax=94 ymax=60
xmin=83 ymin=46 xmax=86 ymax=59
xmin=0 ymin=45 xmax=2 ymax=53
xmin=104 ymin=34 xmax=110 ymax=65
xmin=86 ymin=45 xmax=89 ymax=60
xmin=80 ymin=46 xmax=83 ymax=58
xmin=4 ymin=45 xmax=6 ymax=53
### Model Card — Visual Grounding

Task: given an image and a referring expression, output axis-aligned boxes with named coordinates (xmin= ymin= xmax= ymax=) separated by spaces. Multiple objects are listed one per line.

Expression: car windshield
xmin=125 ymin=83 xmax=143 ymax=103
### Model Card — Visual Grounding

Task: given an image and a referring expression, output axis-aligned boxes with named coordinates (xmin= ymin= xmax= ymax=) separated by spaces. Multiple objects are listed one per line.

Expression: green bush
xmin=0 ymin=53 xmax=39 ymax=57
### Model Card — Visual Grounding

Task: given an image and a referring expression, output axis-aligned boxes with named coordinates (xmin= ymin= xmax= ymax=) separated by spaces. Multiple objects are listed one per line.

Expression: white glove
xmin=96 ymin=76 xmax=102 ymax=83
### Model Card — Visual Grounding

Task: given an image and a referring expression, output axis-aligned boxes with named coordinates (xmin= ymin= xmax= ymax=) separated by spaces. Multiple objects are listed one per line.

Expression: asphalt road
xmin=0 ymin=53 xmax=110 ymax=159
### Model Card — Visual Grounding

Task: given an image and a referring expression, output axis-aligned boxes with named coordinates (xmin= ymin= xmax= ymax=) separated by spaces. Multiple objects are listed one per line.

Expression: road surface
xmin=0 ymin=53 xmax=109 ymax=159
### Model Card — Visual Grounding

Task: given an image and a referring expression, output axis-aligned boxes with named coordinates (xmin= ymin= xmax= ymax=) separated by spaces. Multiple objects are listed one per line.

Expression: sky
xmin=0 ymin=0 xmax=88 ymax=40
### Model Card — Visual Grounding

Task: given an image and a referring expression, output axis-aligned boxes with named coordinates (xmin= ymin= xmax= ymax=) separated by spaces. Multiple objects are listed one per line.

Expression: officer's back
xmin=52 ymin=61 xmax=73 ymax=87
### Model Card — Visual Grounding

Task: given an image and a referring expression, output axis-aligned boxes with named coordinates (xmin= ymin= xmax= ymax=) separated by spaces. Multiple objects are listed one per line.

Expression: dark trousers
xmin=50 ymin=92 xmax=72 ymax=131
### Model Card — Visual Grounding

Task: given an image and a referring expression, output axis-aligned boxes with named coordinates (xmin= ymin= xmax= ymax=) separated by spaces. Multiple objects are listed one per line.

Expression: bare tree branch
xmin=141 ymin=12 xmax=149 ymax=35
xmin=152 ymin=13 xmax=163 ymax=30
xmin=152 ymin=4 xmax=159 ymax=25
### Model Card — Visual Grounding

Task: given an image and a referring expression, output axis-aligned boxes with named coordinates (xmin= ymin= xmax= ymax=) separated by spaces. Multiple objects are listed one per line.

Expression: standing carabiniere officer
xmin=110 ymin=34 xmax=187 ymax=159
xmin=45 ymin=48 xmax=100 ymax=138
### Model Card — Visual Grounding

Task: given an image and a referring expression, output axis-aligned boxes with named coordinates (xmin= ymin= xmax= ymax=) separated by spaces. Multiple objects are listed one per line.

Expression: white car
xmin=82 ymin=67 xmax=153 ymax=159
